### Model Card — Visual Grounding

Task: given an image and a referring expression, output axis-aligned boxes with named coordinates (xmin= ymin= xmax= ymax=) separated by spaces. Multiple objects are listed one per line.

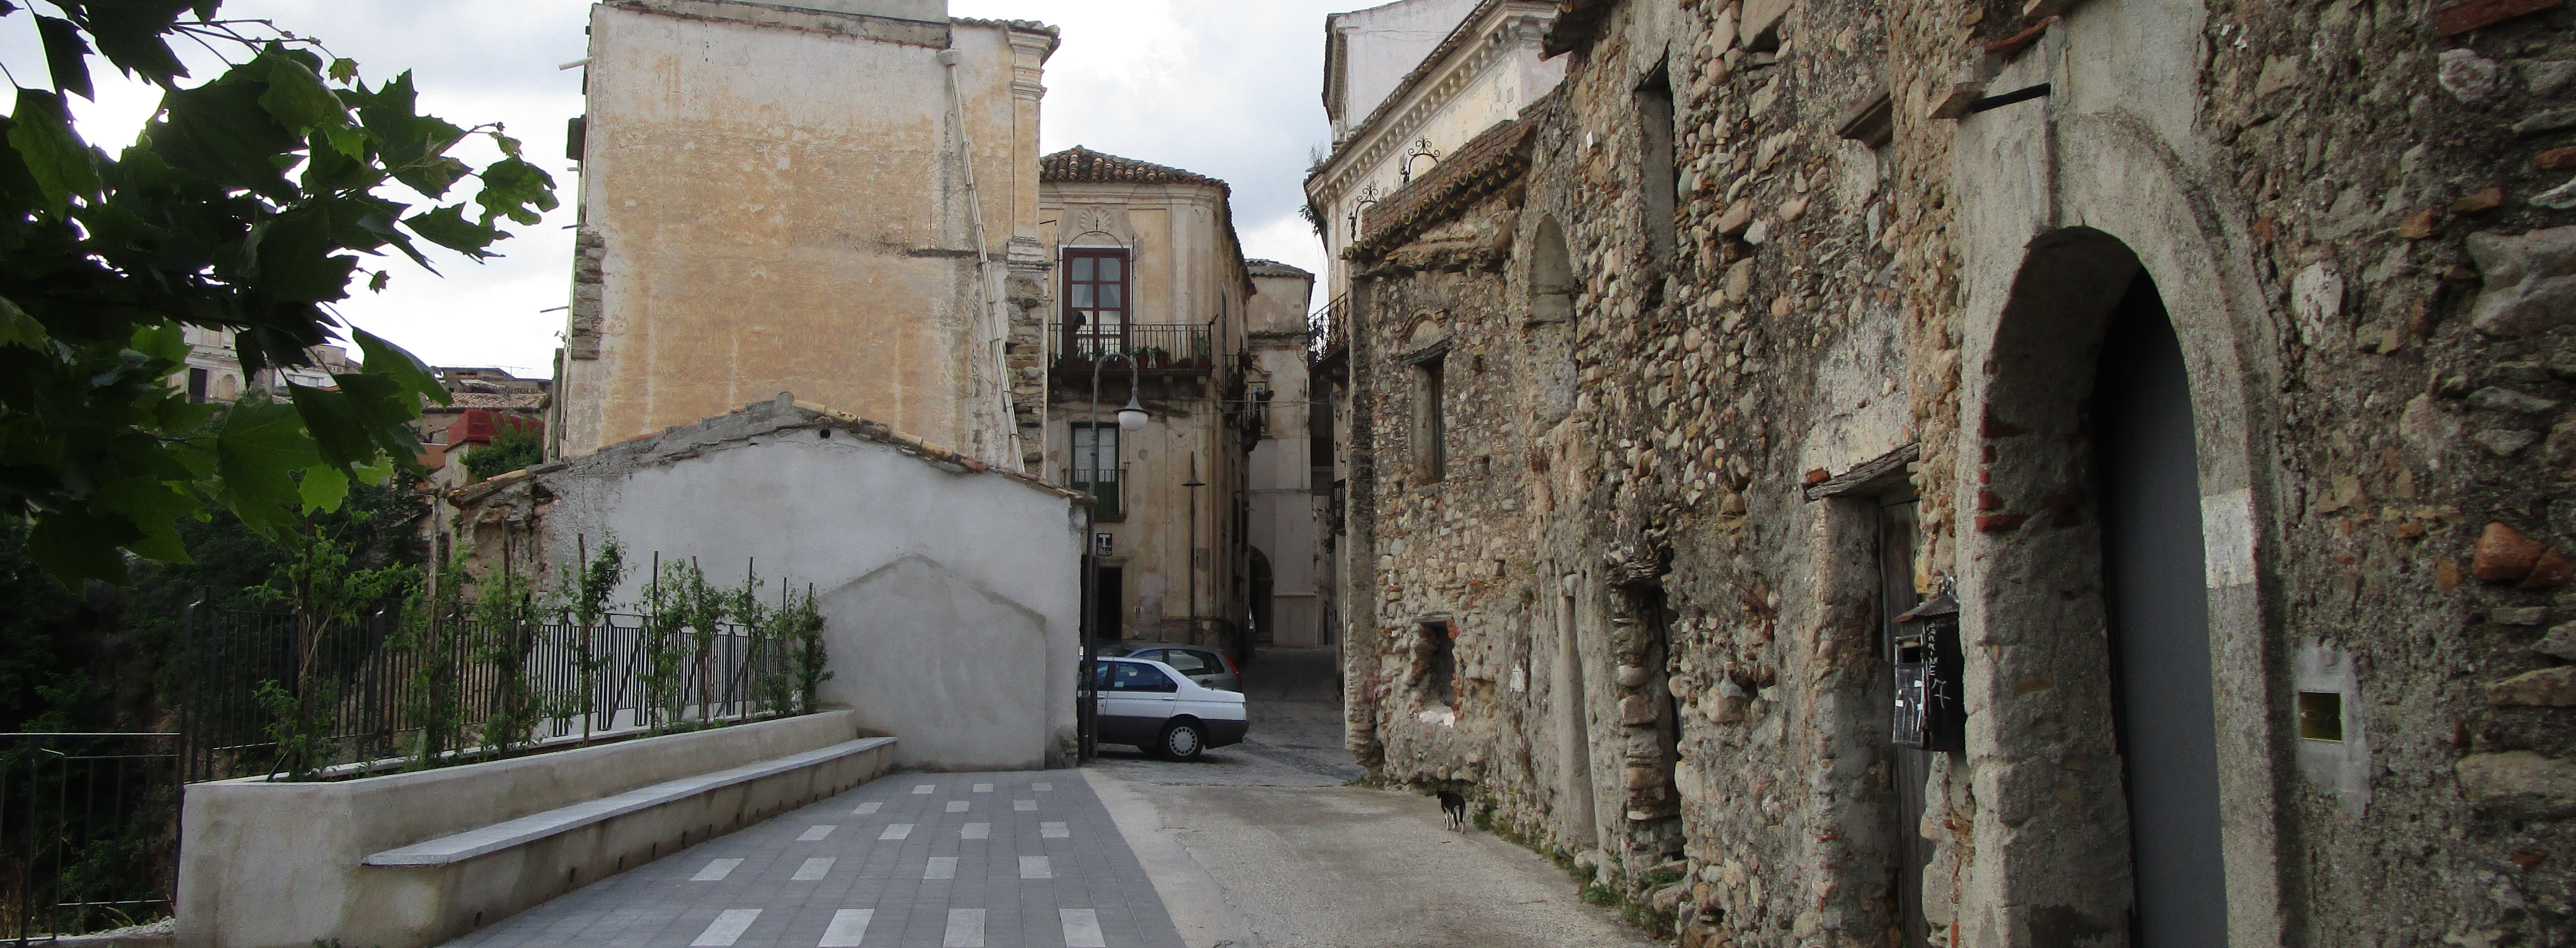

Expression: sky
xmin=1 ymin=0 xmax=1355 ymax=376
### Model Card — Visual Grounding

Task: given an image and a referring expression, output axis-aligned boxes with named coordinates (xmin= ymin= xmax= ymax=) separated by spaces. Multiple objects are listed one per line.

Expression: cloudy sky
xmin=7 ymin=0 xmax=1357 ymax=376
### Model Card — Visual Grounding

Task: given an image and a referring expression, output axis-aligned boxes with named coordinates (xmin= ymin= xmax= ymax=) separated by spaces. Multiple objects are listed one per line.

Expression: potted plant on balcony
xmin=1133 ymin=346 xmax=1170 ymax=368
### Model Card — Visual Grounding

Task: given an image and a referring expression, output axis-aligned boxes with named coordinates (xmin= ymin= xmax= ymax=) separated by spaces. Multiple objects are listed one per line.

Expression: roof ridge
xmin=1040 ymin=146 xmax=1228 ymax=192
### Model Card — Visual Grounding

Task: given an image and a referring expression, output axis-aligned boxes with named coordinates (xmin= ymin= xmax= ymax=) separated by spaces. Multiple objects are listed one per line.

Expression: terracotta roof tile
xmin=1040 ymin=146 xmax=1228 ymax=192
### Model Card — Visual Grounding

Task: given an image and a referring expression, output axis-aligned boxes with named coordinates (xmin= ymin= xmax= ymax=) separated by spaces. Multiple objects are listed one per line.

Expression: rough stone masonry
xmin=1324 ymin=0 xmax=2576 ymax=946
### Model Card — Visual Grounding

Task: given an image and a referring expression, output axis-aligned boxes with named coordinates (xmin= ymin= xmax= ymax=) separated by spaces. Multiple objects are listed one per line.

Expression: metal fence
xmin=0 ymin=733 xmax=179 ymax=943
xmin=177 ymin=603 xmax=794 ymax=783
xmin=1308 ymin=296 xmax=1346 ymax=364
xmin=1050 ymin=322 xmax=1216 ymax=369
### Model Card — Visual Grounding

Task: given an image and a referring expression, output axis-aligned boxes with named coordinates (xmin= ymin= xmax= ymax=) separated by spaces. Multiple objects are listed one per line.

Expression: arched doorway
xmin=1974 ymin=230 xmax=2229 ymax=946
xmin=2095 ymin=274 xmax=2228 ymax=946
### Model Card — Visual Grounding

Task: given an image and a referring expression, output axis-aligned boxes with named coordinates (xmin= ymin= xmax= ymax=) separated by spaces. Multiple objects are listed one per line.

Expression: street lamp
xmin=1080 ymin=350 xmax=1144 ymax=763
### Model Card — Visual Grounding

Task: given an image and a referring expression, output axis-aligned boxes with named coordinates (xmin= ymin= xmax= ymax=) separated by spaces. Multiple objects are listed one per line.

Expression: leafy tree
xmin=0 ymin=2 xmax=556 ymax=584
xmin=460 ymin=422 xmax=541 ymax=481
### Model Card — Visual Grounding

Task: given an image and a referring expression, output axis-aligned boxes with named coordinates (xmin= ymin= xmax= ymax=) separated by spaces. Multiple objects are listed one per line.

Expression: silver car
xmin=1097 ymin=642 xmax=1242 ymax=692
xmin=1090 ymin=658 xmax=1248 ymax=760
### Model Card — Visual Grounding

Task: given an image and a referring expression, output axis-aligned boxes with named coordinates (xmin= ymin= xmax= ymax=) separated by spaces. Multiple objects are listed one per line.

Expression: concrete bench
xmin=181 ymin=712 xmax=898 ymax=948
xmin=364 ymin=736 xmax=896 ymax=866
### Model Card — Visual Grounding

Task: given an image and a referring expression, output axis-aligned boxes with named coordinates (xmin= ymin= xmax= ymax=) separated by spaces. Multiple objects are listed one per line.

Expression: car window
xmin=1108 ymin=662 xmax=1176 ymax=692
xmin=1161 ymin=650 xmax=1214 ymax=675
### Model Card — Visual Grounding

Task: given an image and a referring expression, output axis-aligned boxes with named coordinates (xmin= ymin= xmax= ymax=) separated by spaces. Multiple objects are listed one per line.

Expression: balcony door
xmin=1066 ymin=248 xmax=1129 ymax=358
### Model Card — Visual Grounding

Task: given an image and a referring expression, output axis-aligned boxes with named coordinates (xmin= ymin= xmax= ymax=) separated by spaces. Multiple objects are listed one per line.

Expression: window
xmin=1414 ymin=356 xmax=1446 ymax=482
xmin=186 ymin=368 xmax=208 ymax=402
xmin=1530 ymin=218 xmax=1574 ymax=323
xmin=1070 ymin=423 xmax=1121 ymax=519
xmin=1108 ymin=661 xmax=1176 ymax=692
xmin=1416 ymin=621 xmax=1456 ymax=705
xmin=1158 ymin=649 xmax=1217 ymax=676
xmin=1636 ymin=58 xmax=1677 ymax=269
xmin=1064 ymin=248 xmax=1129 ymax=358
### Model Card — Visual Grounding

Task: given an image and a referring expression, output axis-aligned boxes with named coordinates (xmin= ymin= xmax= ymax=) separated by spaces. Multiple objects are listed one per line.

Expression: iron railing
xmin=1308 ymin=296 xmax=1346 ymax=364
xmin=178 ymin=604 xmax=793 ymax=783
xmin=1051 ymin=322 xmax=1214 ymax=372
xmin=0 ymin=733 xmax=179 ymax=942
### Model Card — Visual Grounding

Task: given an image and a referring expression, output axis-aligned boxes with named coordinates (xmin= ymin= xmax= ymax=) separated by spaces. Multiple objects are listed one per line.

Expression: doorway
xmin=1092 ymin=566 xmax=1124 ymax=642
xmin=2095 ymin=274 xmax=2227 ymax=946
xmin=1876 ymin=500 xmax=1930 ymax=946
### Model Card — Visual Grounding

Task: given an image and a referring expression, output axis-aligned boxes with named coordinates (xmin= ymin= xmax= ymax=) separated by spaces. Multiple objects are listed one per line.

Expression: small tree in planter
xmin=549 ymin=534 xmax=627 ymax=740
xmin=781 ymin=584 xmax=832 ymax=713
xmin=642 ymin=556 xmax=696 ymax=732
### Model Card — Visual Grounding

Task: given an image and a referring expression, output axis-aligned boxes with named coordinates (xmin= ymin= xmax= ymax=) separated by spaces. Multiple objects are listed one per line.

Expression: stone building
xmin=1031 ymin=148 xmax=1315 ymax=651
xmin=552 ymin=0 xmax=1054 ymax=468
xmin=1319 ymin=0 xmax=2576 ymax=946
xmin=1246 ymin=259 xmax=1330 ymax=648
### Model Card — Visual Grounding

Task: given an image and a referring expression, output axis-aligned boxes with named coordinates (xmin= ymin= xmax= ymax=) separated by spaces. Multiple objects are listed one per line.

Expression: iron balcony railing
xmin=0 ymin=732 xmax=180 ymax=942
xmin=1050 ymin=322 xmax=1215 ymax=374
xmin=1065 ymin=468 xmax=1120 ymax=520
xmin=1308 ymin=295 xmax=1346 ymax=364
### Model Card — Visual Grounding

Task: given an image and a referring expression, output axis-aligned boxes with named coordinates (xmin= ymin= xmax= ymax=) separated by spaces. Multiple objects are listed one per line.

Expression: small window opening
xmin=1635 ymin=58 xmax=1678 ymax=270
xmin=2297 ymin=691 xmax=2344 ymax=742
xmin=1414 ymin=356 xmax=1446 ymax=483
xmin=1417 ymin=620 xmax=1456 ymax=705
xmin=1530 ymin=218 xmax=1574 ymax=323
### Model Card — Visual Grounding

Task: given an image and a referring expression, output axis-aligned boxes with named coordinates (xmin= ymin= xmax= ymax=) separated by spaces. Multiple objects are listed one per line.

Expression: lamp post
xmin=1080 ymin=350 xmax=1147 ymax=763
xmin=1184 ymin=452 xmax=1205 ymax=646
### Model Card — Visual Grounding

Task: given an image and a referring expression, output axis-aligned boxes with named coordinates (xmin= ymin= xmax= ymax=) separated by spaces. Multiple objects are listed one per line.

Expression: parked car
xmin=1090 ymin=657 xmax=1248 ymax=760
xmin=1096 ymin=640 xmax=1242 ymax=692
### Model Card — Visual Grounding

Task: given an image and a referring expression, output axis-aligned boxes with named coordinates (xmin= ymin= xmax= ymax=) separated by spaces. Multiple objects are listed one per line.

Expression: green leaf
xmin=0 ymin=295 xmax=44 ymax=349
xmin=215 ymin=398 xmax=322 ymax=534
xmin=368 ymin=270 xmax=389 ymax=292
xmin=92 ymin=477 xmax=200 ymax=563
xmin=286 ymin=382 xmax=376 ymax=472
xmin=26 ymin=508 xmax=140 ymax=584
xmin=402 ymin=204 xmax=500 ymax=256
xmin=148 ymin=68 xmax=299 ymax=199
xmin=8 ymin=88 xmax=100 ymax=216
xmin=255 ymin=52 xmax=342 ymax=134
xmin=252 ymin=206 xmax=361 ymax=302
xmin=328 ymin=58 xmax=360 ymax=84
xmin=352 ymin=328 xmax=448 ymax=406
xmin=298 ymin=463 xmax=349 ymax=513
xmin=36 ymin=16 xmax=95 ymax=100
xmin=81 ymin=2 xmax=193 ymax=86
xmin=474 ymin=156 xmax=558 ymax=226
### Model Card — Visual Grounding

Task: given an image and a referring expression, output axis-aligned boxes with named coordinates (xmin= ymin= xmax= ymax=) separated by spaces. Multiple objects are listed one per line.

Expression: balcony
xmin=1308 ymin=296 xmax=1348 ymax=376
xmin=1050 ymin=322 xmax=1216 ymax=382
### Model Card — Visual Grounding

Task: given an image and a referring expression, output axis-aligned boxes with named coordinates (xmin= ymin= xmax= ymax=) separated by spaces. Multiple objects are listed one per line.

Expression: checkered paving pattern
xmin=444 ymin=772 xmax=1184 ymax=948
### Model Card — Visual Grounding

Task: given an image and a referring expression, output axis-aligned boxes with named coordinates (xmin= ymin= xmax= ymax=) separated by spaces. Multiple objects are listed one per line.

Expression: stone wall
xmin=1331 ymin=0 xmax=2576 ymax=945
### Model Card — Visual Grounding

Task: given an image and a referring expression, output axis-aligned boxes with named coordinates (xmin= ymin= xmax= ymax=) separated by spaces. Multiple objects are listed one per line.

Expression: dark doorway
xmin=1250 ymin=548 xmax=1275 ymax=646
xmin=1092 ymin=566 xmax=1124 ymax=642
xmin=1876 ymin=499 xmax=1930 ymax=946
xmin=2094 ymin=274 xmax=2228 ymax=946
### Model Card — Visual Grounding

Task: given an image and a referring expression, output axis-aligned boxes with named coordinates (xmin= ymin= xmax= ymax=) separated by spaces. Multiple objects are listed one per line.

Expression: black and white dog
xmin=1438 ymin=788 xmax=1468 ymax=831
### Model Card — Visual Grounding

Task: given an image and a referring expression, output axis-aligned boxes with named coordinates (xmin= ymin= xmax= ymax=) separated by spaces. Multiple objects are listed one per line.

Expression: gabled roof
xmin=1040 ymin=147 xmax=1228 ymax=193
xmin=1246 ymin=259 xmax=1314 ymax=278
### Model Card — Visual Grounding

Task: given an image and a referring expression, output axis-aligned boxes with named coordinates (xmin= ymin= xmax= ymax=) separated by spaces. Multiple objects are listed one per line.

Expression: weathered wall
xmin=1036 ymin=176 xmax=1254 ymax=644
xmin=558 ymin=4 xmax=1049 ymax=468
xmin=1248 ymin=266 xmax=1325 ymax=646
xmin=454 ymin=397 xmax=1086 ymax=771
xmin=1334 ymin=0 xmax=2576 ymax=945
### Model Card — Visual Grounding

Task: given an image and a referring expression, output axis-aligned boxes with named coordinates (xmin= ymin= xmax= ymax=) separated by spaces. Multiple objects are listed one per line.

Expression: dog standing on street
xmin=1438 ymin=789 xmax=1468 ymax=832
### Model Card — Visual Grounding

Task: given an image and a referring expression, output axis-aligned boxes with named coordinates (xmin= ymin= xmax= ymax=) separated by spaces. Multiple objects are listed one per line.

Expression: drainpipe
xmin=938 ymin=46 xmax=1022 ymax=470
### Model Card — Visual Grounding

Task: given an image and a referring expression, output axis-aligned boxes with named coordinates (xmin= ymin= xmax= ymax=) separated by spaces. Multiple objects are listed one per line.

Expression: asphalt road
xmin=1086 ymin=648 xmax=1657 ymax=948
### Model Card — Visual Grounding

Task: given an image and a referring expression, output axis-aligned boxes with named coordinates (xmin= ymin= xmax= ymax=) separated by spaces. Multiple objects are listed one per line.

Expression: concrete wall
xmin=177 ymin=712 xmax=886 ymax=948
xmin=558 ymin=2 xmax=1051 ymax=468
xmin=453 ymin=398 xmax=1086 ymax=770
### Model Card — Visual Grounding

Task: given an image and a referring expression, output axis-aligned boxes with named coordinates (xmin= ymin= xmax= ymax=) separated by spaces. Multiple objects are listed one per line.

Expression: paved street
xmin=450 ymin=648 xmax=1648 ymax=948
xmin=448 ymin=772 xmax=1185 ymax=948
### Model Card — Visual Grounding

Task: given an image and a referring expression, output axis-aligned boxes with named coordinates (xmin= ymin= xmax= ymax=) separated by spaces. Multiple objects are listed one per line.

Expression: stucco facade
xmin=554 ymin=0 xmax=1054 ymax=469
xmin=1310 ymin=0 xmax=1566 ymax=304
xmin=1326 ymin=0 xmax=2576 ymax=946
xmin=448 ymin=396 xmax=1086 ymax=772
xmin=1032 ymin=150 xmax=1296 ymax=652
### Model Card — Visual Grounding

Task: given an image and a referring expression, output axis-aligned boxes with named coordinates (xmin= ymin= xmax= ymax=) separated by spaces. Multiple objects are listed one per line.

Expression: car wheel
xmin=1160 ymin=720 xmax=1206 ymax=761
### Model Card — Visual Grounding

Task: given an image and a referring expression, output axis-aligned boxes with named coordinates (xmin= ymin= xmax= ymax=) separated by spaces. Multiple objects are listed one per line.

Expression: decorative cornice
xmin=1308 ymin=2 xmax=1557 ymax=206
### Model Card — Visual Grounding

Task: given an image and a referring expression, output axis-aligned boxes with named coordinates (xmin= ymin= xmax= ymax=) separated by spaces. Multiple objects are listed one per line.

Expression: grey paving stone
xmin=440 ymin=769 xmax=1184 ymax=948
